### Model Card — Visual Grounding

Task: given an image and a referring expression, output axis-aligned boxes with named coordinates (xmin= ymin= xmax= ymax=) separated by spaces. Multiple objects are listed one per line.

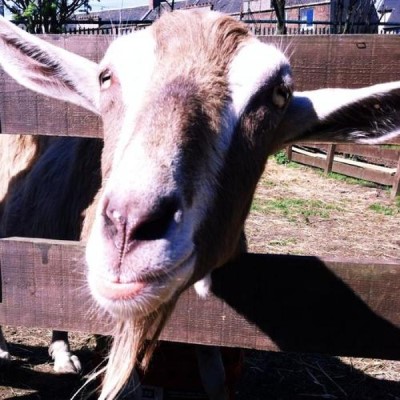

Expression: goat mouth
xmin=94 ymin=278 xmax=146 ymax=301
xmin=91 ymin=251 xmax=196 ymax=304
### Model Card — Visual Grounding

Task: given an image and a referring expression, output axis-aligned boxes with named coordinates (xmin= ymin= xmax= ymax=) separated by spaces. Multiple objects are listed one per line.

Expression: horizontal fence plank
xmin=291 ymin=150 xmax=395 ymax=185
xmin=1 ymin=238 xmax=400 ymax=360
xmin=288 ymin=142 xmax=400 ymax=196
xmin=1 ymin=35 xmax=400 ymax=138
xmin=302 ymin=142 xmax=400 ymax=162
xmin=261 ymin=35 xmax=400 ymax=91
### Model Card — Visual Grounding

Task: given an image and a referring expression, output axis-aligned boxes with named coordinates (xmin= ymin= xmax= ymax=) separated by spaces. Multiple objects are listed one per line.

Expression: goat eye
xmin=99 ymin=69 xmax=112 ymax=90
xmin=272 ymin=83 xmax=292 ymax=109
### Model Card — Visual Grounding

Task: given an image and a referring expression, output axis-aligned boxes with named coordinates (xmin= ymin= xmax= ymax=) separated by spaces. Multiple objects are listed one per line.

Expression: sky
xmin=91 ymin=0 xmax=150 ymax=12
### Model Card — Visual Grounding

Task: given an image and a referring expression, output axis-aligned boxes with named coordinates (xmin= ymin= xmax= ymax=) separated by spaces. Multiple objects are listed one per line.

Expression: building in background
xmin=70 ymin=0 xmax=385 ymax=34
xmin=72 ymin=0 xmax=242 ymax=31
xmin=376 ymin=0 xmax=400 ymax=33
xmin=241 ymin=0 xmax=379 ymax=34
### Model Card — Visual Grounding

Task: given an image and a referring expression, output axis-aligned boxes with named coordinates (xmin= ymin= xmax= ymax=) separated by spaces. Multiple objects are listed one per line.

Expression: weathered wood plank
xmin=262 ymin=35 xmax=400 ymax=90
xmin=1 ymin=238 xmax=400 ymax=360
xmin=335 ymin=144 xmax=400 ymax=161
xmin=1 ymin=35 xmax=400 ymax=138
xmin=0 ymin=238 xmax=110 ymax=334
xmin=291 ymin=151 xmax=396 ymax=185
xmin=301 ymin=143 xmax=400 ymax=162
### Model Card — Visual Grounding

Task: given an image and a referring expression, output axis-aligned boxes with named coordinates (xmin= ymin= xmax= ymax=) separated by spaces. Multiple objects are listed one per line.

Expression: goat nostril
xmin=132 ymin=197 xmax=180 ymax=242
xmin=103 ymin=205 xmax=126 ymax=241
xmin=110 ymin=209 xmax=125 ymax=225
xmin=102 ymin=196 xmax=181 ymax=246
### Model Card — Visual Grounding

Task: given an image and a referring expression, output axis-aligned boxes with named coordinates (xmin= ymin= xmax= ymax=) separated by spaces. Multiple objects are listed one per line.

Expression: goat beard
xmin=99 ymin=297 xmax=178 ymax=400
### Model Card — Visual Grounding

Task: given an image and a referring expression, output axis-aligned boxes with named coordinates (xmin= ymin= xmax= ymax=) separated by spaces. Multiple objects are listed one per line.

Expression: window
xmin=300 ymin=8 xmax=314 ymax=30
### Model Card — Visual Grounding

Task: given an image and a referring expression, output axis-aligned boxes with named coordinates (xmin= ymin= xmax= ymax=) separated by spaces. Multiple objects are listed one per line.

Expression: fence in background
xmin=60 ymin=19 xmax=400 ymax=36
xmin=287 ymin=143 xmax=400 ymax=198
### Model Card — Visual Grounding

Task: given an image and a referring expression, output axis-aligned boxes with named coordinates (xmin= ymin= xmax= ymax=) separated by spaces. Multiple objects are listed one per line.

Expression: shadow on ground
xmin=237 ymin=350 xmax=400 ymax=400
xmin=0 ymin=343 xmax=99 ymax=399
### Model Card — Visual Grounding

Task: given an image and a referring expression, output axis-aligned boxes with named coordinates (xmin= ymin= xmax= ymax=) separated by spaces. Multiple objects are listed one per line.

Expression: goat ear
xmin=277 ymin=81 xmax=400 ymax=146
xmin=0 ymin=17 xmax=100 ymax=114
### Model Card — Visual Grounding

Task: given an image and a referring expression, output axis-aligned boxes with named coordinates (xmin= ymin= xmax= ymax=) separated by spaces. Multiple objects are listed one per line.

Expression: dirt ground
xmin=1 ymin=159 xmax=399 ymax=399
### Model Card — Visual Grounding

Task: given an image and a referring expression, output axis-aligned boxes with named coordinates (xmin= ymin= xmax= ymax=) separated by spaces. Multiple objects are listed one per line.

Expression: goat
xmin=0 ymin=135 xmax=102 ymax=373
xmin=0 ymin=9 xmax=400 ymax=400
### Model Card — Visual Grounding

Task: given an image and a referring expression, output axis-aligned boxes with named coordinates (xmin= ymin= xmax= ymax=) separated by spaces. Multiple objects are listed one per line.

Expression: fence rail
xmin=2 ymin=34 xmax=400 ymax=137
xmin=0 ymin=34 xmax=400 ymax=359
xmin=57 ymin=19 xmax=400 ymax=36
xmin=287 ymin=143 xmax=400 ymax=198
xmin=1 ymin=238 xmax=400 ymax=359
xmin=65 ymin=25 xmax=150 ymax=35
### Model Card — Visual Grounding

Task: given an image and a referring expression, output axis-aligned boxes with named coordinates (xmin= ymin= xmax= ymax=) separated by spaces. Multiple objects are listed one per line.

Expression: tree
xmin=334 ymin=0 xmax=377 ymax=34
xmin=272 ymin=0 xmax=286 ymax=34
xmin=4 ymin=0 xmax=94 ymax=33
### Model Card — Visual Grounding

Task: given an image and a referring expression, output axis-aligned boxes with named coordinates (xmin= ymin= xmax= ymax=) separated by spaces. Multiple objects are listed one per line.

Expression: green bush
xmin=274 ymin=150 xmax=290 ymax=165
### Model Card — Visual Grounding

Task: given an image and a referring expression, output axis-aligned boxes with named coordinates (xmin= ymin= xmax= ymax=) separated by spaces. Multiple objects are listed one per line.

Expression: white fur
xmin=101 ymin=30 xmax=157 ymax=169
xmin=194 ymin=274 xmax=212 ymax=298
xmin=301 ymin=81 xmax=400 ymax=120
xmin=0 ymin=331 xmax=10 ymax=362
xmin=49 ymin=340 xmax=82 ymax=374
xmin=228 ymin=39 xmax=291 ymax=118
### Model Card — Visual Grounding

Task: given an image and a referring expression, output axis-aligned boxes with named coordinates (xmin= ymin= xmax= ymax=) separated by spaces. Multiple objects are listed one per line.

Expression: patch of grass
xmin=272 ymin=151 xmax=302 ymax=169
xmin=273 ymin=150 xmax=290 ymax=165
xmin=369 ymin=203 xmax=399 ymax=216
xmin=257 ymin=176 xmax=277 ymax=187
xmin=251 ymin=197 xmax=341 ymax=222
xmin=268 ymin=238 xmax=297 ymax=247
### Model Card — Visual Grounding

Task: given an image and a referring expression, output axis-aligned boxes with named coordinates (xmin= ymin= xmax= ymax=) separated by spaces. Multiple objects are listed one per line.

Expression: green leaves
xmin=5 ymin=0 xmax=92 ymax=33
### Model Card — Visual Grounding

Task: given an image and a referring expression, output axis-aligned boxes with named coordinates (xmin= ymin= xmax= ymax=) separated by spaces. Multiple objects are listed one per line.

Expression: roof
xmin=387 ymin=6 xmax=400 ymax=25
xmin=82 ymin=6 xmax=152 ymax=22
xmin=377 ymin=0 xmax=400 ymax=27
xmin=212 ymin=0 xmax=243 ymax=14
xmin=378 ymin=0 xmax=398 ymax=13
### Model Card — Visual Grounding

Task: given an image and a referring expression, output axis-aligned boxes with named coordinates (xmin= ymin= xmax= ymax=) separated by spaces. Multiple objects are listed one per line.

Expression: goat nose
xmin=103 ymin=195 xmax=181 ymax=249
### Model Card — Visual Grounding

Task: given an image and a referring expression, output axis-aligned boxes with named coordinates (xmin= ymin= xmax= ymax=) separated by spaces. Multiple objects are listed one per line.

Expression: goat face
xmin=86 ymin=11 xmax=293 ymax=319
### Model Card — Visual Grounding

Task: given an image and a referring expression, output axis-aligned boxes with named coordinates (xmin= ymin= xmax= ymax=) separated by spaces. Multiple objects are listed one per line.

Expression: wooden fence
xmin=1 ymin=35 xmax=400 ymax=361
xmin=287 ymin=142 xmax=400 ymax=198
xmin=61 ymin=19 xmax=400 ymax=36
xmin=65 ymin=24 xmax=150 ymax=35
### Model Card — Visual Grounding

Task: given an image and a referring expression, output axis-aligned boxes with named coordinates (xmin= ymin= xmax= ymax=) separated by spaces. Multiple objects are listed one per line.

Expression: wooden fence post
xmin=391 ymin=156 xmax=400 ymax=199
xmin=286 ymin=145 xmax=293 ymax=162
xmin=325 ymin=144 xmax=336 ymax=174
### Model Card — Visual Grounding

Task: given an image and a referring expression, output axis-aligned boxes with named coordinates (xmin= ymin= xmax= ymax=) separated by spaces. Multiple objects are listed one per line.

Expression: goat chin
xmin=99 ymin=298 xmax=177 ymax=400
